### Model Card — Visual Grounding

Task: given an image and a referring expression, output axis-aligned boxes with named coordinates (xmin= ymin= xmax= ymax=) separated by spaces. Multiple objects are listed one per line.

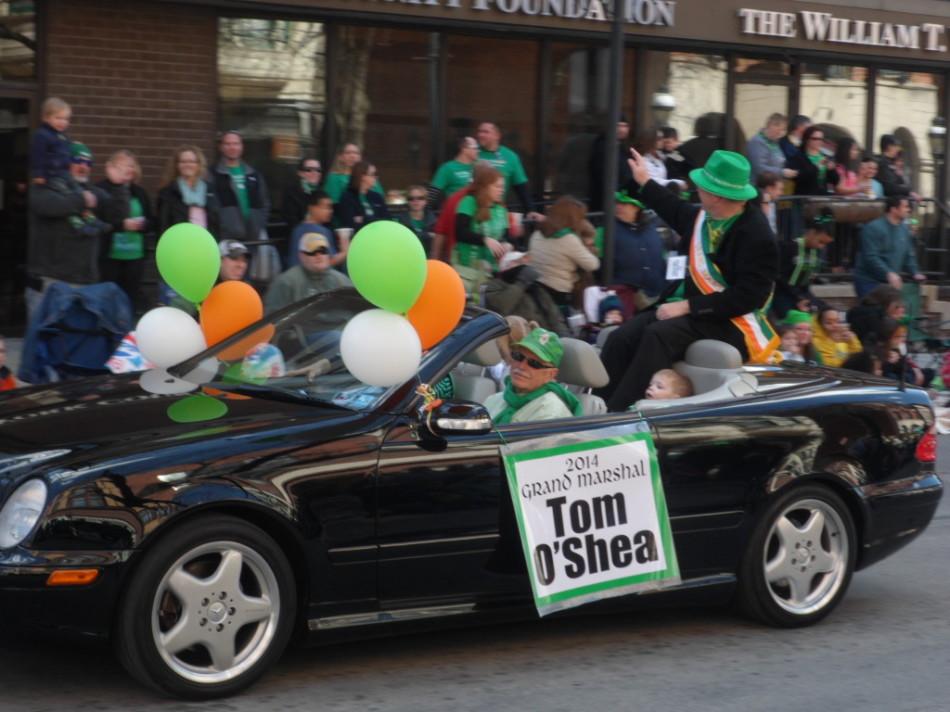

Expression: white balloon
xmin=136 ymin=307 xmax=208 ymax=369
xmin=139 ymin=368 xmax=198 ymax=395
xmin=340 ymin=310 xmax=421 ymax=388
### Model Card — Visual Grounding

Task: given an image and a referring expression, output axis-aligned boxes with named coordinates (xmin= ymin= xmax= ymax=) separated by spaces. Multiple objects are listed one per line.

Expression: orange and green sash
xmin=688 ymin=211 xmax=779 ymax=364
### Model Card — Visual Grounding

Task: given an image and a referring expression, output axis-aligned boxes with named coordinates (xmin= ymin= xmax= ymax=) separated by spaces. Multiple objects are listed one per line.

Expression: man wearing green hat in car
xmin=596 ymin=148 xmax=779 ymax=411
xmin=484 ymin=328 xmax=583 ymax=424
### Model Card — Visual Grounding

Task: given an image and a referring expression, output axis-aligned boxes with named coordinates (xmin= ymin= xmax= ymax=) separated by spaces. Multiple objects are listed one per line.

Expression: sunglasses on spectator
xmin=408 ymin=195 xmax=426 ymax=201
xmin=511 ymin=350 xmax=553 ymax=370
xmin=809 ymin=136 xmax=824 ymax=141
xmin=72 ymin=159 xmax=93 ymax=166
xmin=302 ymin=166 xmax=322 ymax=172
xmin=301 ymin=247 xmax=329 ymax=256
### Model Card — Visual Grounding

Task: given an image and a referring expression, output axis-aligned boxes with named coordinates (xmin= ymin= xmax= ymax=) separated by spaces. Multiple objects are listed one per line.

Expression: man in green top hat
xmin=596 ymin=148 xmax=778 ymax=410
xmin=484 ymin=328 xmax=582 ymax=424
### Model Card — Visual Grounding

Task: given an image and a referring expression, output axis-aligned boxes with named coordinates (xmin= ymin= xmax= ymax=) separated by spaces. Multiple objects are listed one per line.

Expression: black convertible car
xmin=0 ymin=290 xmax=942 ymax=698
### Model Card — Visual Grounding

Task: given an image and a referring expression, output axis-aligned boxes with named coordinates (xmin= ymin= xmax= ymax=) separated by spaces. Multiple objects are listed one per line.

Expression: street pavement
xmin=0 ymin=444 xmax=948 ymax=710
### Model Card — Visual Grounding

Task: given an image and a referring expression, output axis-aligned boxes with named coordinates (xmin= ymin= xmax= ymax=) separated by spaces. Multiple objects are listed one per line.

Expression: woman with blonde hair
xmin=97 ymin=149 xmax=154 ymax=312
xmin=156 ymin=144 xmax=220 ymax=237
xmin=528 ymin=195 xmax=600 ymax=309
xmin=452 ymin=164 xmax=511 ymax=299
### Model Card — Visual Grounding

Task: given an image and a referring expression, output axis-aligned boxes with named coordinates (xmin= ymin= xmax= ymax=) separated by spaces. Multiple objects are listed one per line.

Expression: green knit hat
xmin=70 ymin=142 xmax=93 ymax=162
xmin=615 ymin=190 xmax=645 ymax=209
xmin=689 ymin=150 xmax=757 ymax=201
xmin=783 ymin=309 xmax=813 ymax=326
xmin=514 ymin=328 xmax=564 ymax=367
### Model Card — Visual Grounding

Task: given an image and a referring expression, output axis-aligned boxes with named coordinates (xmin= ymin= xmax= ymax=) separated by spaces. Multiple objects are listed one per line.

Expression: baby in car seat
xmin=645 ymin=368 xmax=693 ymax=400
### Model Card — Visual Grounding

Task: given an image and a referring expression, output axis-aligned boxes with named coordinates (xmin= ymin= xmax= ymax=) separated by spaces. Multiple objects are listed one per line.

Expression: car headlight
xmin=0 ymin=479 xmax=48 ymax=549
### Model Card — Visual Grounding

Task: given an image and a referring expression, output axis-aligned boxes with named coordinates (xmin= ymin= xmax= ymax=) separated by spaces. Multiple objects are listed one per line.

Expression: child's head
xmin=756 ymin=171 xmax=783 ymax=201
xmin=306 ymin=190 xmax=333 ymax=224
xmin=598 ymin=295 xmax=624 ymax=326
xmin=777 ymin=323 xmax=800 ymax=353
xmin=42 ymin=97 xmax=71 ymax=132
xmin=646 ymin=369 xmax=693 ymax=400
xmin=783 ymin=309 xmax=813 ymax=346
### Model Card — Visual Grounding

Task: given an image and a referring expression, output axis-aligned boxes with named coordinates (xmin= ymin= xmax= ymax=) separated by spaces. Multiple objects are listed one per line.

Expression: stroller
xmin=18 ymin=282 xmax=134 ymax=384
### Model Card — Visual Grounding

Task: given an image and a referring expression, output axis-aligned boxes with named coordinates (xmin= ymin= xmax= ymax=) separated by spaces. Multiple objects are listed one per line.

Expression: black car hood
xmin=0 ymin=373 xmax=370 ymax=478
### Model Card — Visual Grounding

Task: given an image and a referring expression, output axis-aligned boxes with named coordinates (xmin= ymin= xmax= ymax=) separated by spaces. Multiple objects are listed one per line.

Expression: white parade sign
xmin=501 ymin=425 xmax=679 ymax=616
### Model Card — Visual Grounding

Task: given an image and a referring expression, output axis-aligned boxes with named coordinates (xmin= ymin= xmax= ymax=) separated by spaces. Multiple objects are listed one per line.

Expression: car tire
xmin=737 ymin=484 xmax=856 ymax=628
xmin=114 ymin=515 xmax=297 ymax=699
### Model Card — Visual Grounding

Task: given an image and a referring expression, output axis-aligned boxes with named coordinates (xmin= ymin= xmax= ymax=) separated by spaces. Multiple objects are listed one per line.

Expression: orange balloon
xmin=200 ymin=281 xmax=263 ymax=346
xmin=407 ymin=260 xmax=467 ymax=349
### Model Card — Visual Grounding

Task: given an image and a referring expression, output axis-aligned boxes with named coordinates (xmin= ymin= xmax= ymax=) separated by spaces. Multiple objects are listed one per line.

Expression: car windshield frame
xmin=166 ymin=289 xmax=506 ymax=413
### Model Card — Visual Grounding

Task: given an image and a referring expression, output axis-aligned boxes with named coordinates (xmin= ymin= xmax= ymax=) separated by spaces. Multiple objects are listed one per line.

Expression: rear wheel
xmin=115 ymin=516 xmax=296 ymax=698
xmin=738 ymin=484 xmax=856 ymax=627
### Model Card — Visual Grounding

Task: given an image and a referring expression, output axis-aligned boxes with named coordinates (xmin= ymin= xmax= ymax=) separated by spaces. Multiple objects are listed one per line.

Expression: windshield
xmin=170 ymin=289 xmax=388 ymax=410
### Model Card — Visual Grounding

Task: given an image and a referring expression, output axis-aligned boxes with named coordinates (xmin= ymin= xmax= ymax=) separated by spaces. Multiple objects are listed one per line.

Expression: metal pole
xmin=601 ymin=0 xmax=625 ymax=286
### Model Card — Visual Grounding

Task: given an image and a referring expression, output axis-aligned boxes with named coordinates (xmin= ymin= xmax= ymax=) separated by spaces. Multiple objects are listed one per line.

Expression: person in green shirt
xmin=323 ymin=143 xmax=383 ymax=204
xmin=476 ymin=121 xmax=542 ymax=221
xmin=428 ymin=136 xmax=478 ymax=209
xmin=211 ymin=130 xmax=271 ymax=243
xmin=452 ymin=166 xmax=510 ymax=300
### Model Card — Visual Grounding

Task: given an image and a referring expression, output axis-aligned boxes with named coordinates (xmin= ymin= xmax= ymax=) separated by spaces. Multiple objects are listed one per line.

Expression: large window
xmin=218 ymin=18 xmax=327 ymax=208
xmin=544 ymin=44 xmax=636 ymax=201
xmin=799 ymin=64 xmax=869 ymax=149
xmin=641 ymin=51 xmax=727 ymax=168
xmin=332 ymin=27 xmax=435 ymax=195
xmin=446 ymin=34 xmax=540 ymax=200
xmin=0 ymin=1 xmax=35 ymax=80
xmin=874 ymin=71 xmax=945 ymax=198
xmin=733 ymin=58 xmax=791 ymax=151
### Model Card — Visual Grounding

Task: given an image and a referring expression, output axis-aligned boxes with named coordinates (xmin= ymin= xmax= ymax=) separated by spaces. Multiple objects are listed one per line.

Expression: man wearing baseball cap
xmin=264 ymin=232 xmax=351 ymax=313
xmin=596 ymin=149 xmax=779 ymax=410
xmin=483 ymin=328 xmax=582 ymax=424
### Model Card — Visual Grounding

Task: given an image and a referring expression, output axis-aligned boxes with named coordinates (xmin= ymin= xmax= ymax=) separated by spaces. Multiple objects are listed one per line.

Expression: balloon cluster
xmin=343 ymin=221 xmax=465 ymax=387
xmin=135 ymin=224 xmax=268 ymax=421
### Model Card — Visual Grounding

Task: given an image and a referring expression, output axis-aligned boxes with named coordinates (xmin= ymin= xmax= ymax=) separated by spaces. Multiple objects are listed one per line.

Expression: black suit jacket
xmin=631 ymin=180 xmax=778 ymax=321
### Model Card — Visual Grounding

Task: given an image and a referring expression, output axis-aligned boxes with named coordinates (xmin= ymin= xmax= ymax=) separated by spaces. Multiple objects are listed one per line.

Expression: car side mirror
xmin=421 ymin=400 xmax=494 ymax=437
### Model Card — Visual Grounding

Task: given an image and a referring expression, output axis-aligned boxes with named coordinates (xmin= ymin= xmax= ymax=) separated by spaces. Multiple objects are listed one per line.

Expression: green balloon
xmin=347 ymin=221 xmax=427 ymax=313
xmin=167 ymin=394 xmax=229 ymax=424
xmin=156 ymin=223 xmax=221 ymax=304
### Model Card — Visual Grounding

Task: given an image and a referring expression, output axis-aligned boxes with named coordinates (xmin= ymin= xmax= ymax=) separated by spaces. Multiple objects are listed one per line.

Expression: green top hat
xmin=514 ymin=328 xmax=564 ymax=367
xmin=782 ymin=309 xmax=813 ymax=326
xmin=615 ymin=190 xmax=645 ymax=209
xmin=689 ymin=150 xmax=758 ymax=201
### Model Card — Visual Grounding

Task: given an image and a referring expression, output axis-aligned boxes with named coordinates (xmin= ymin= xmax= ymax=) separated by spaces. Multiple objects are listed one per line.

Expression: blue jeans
xmin=853 ymin=275 xmax=883 ymax=299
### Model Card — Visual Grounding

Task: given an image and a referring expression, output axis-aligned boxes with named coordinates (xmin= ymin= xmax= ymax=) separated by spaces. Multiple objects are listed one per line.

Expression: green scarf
xmin=546 ymin=227 xmax=573 ymax=239
xmin=493 ymin=377 xmax=583 ymax=425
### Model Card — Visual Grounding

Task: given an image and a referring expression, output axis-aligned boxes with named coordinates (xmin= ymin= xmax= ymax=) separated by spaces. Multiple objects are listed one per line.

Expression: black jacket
xmin=337 ymin=188 xmax=390 ymax=230
xmin=281 ymin=182 xmax=314 ymax=230
xmin=27 ymin=181 xmax=110 ymax=284
xmin=630 ymin=179 xmax=778 ymax=320
xmin=156 ymin=180 xmax=221 ymax=238
xmin=95 ymin=180 xmax=155 ymax=263
xmin=875 ymin=155 xmax=912 ymax=197
xmin=787 ymin=153 xmax=840 ymax=196
xmin=211 ymin=160 xmax=271 ymax=242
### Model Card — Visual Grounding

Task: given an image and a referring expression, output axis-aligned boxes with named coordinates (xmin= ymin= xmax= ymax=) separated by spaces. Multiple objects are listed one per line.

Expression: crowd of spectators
xmin=7 ymin=98 xmax=941 ymax=394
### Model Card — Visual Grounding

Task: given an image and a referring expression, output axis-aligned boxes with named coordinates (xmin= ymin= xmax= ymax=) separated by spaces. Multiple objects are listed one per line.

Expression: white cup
xmin=335 ymin=227 xmax=354 ymax=244
xmin=510 ymin=212 xmax=524 ymax=228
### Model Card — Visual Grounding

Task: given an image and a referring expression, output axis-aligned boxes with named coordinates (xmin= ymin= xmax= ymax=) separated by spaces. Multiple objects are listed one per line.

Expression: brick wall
xmin=45 ymin=0 xmax=218 ymax=194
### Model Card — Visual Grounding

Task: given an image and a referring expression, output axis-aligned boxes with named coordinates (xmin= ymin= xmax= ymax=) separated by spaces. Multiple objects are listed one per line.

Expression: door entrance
xmin=0 ymin=96 xmax=30 ymax=331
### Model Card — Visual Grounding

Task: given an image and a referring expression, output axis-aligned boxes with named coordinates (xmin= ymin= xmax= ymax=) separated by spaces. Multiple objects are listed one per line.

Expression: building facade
xmin=0 ymin=0 xmax=948 ymax=326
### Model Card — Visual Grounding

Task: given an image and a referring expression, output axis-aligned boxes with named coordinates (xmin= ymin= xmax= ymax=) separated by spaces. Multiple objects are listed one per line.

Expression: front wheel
xmin=115 ymin=515 xmax=297 ymax=698
xmin=738 ymin=484 xmax=856 ymax=628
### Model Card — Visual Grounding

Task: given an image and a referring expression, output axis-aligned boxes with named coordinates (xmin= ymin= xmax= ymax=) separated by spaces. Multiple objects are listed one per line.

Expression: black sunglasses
xmin=408 ymin=195 xmax=426 ymax=201
xmin=302 ymin=166 xmax=322 ymax=172
xmin=511 ymin=350 xmax=552 ymax=370
xmin=301 ymin=247 xmax=329 ymax=256
xmin=72 ymin=159 xmax=93 ymax=167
